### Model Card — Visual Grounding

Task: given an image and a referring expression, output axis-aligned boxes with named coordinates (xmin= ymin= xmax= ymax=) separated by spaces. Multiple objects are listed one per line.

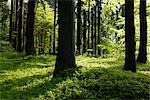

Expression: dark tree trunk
xmin=91 ymin=8 xmax=94 ymax=55
xmin=87 ymin=0 xmax=90 ymax=51
xmin=15 ymin=0 xmax=18 ymax=31
xmin=38 ymin=34 xmax=44 ymax=55
xmin=137 ymin=0 xmax=147 ymax=63
xmin=53 ymin=0 xmax=75 ymax=76
xmin=49 ymin=35 xmax=52 ymax=54
xmin=76 ymin=0 xmax=82 ymax=54
xmin=94 ymin=6 xmax=97 ymax=55
xmin=25 ymin=0 xmax=36 ymax=55
xmin=53 ymin=0 xmax=56 ymax=55
xmin=124 ymin=0 xmax=136 ymax=72
xmin=82 ymin=10 xmax=87 ymax=53
xmin=9 ymin=0 xmax=14 ymax=43
xmin=17 ymin=0 xmax=24 ymax=52
xmin=97 ymin=0 xmax=102 ymax=55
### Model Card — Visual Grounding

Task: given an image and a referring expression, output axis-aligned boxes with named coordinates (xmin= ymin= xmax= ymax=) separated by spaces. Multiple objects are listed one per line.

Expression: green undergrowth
xmin=0 ymin=52 xmax=150 ymax=100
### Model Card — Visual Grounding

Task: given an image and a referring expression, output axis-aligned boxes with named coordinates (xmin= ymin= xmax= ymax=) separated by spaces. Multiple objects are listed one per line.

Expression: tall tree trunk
xmin=9 ymin=0 xmax=14 ymax=43
xmin=97 ymin=0 xmax=102 ymax=55
xmin=137 ymin=0 xmax=147 ymax=63
xmin=91 ymin=8 xmax=94 ymax=55
xmin=15 ymin=0 xmax=18 ymax=31
xmin=87 ymin=0 xmax=90 ymax=51
xmin=54 ymin=0 xmax=75 ymax=76
xmin=17 ymin=0 xmax=24 ymax=52
xmin=77 ymin=0 xmax=82 ymax=54
xmin=53 ymin=0 xmax=56 ymax=55
xmin=94 ymin=6 xmax=97 ymax=55
xmin=124 ymin=0 xmax=136 ymax=72
xmin=25 ymin=0 xmax=36 ymax=55
xmin=82 ymin=10 xmax=87 ymax=53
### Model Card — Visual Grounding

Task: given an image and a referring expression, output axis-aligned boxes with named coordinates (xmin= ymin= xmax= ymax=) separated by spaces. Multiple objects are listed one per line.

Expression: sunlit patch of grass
xmin=0 ymin=67 xmax=54 ymax=82
xmin=137 ymin=61 xmax=150 ymax=76
xmin=139 ymin=71 xmax=150 ymax=76
xmin=76 ymin=55 xmax=124 ymax=73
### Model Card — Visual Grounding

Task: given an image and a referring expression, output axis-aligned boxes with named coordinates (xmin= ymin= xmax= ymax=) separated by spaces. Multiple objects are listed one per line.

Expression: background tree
xmin=53 ymin=0 xmax=75 ymax=76
xmin=17 ymin=0 xmax=24 ymax=52
xmin=82 ymin=10 xmax=87 ymax=53
xmin=124 ymin=0 xmax=136 ymax=72
xmin=53 ymin=0 xmax=56 ymax=55
xmin=87 ymin=0 xmax=90 ymax=52
xmin=15 ymin=0 xmax=18 ymax=31
xmin=25 ymin=0 xmax=36 ymax=55
xmin=34 ymin=1 xmax=54 ymax=54
xmin=9 ymin=0 xmax=14 ymax=43
xmin=137 ymin=0 xmax=147 ymax=63
xmin=77 ymin=0 xmax=82 ymax=54
xmin=0 ymin=1 xmax=9 ymax=34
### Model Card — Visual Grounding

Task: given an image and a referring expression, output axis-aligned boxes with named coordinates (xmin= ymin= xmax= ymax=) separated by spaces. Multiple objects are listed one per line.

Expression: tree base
xmin=123 ymin=65 xmax=136 ymax=73
xmin=137 ymin=55 xmax=147 ymax=64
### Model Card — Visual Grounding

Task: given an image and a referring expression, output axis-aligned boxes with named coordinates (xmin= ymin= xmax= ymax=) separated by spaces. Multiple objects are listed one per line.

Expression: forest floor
xmin=0 ymin=52 xmax=150 ymax=99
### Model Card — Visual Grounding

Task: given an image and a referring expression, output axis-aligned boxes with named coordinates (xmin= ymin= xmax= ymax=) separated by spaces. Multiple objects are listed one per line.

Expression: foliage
xmin=0 ymin=1 xmax=9 ymax=39
xmin=0 ymin=41 xmax=14 ymax=52
xmin=95 ymin=0 xmax=125 ymax=57
xmin=34 ymin=1 xmax=54 ymax=53
xmin=35 ymin=1 xmax=54 ymax=35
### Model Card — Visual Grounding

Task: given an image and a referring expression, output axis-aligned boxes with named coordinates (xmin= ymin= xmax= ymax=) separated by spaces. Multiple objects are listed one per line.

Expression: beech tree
xmin=124 ymin=0 xmax=136 ymax=72
xmin=53 ymin=0 xmax=75 ymax=76
xmin=137 ymin=0 xmax=147 ymax=63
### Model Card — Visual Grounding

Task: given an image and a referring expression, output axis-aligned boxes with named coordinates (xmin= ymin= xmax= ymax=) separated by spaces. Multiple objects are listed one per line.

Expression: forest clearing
xmin=0 ymin=0 xmax=150 ymax=99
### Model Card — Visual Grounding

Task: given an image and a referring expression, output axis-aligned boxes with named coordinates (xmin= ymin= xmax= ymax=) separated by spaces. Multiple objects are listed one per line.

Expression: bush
xmin=43 ymin=67 xmax=150 ymax=99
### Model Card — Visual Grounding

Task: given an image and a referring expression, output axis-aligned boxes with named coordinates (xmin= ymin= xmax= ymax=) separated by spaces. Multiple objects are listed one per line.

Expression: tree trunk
xmin=17 ymin=0 xmax=24 ymax=52
xmin=53 ymin=0 xmax=56 ymax=55
xmin=97 ymin=0 xmax=102 ymax=55
xmin=25 ymin=0 xmax=36 ymax=55
xmin=87 ymin=0 xmax=90 ymax=51
xmin=91 ymin=8 xmax=94 ymax=55
xmin=77 ymin=0 xmax=82 ymax=54
xmin=15 ymin=0 xmax=18 ymax=31
xmin=137 ymin=0 xmax=147 ymax=63
xmin=82 ymin=10 xmax=87 ymax=53
xmin=53 ymin=0 xmax=75 ymax=76
xmin=124 ymin=0 xmax=136 ymax=72
xmin=9 ymin=0 xmax=14 ymax=43
xmin=94 ymin=6 xmax=97 ymax=55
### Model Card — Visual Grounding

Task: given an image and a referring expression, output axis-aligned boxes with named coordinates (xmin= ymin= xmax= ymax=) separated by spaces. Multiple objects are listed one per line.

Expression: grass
xmin=0 ymin=52 xmax=150 ymax=100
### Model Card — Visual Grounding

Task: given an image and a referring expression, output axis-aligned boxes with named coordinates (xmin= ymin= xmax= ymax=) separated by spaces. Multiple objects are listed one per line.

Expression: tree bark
xmin=53 ymin=0 xmax=75 ymax=76
xmin=124 ymin=0 xmax=136 ymax=72
xmin=15 ymin=0 xmax=18 ymax=31
xmin=94 ymin=6 xmax=97 ymax=55
xmin=91 ymin=8 xmax=94 ymax=55
xmin=82 ymin=10 xmax=87 ymax=53
xmin=9 ymin=0 xmax=14 ymax=43
xmin=17 ymin=0 xmax=24 ymax=52
xmin=137 ymin=0 xmax=147 ymax=63
xmin=53 ymin=0 xmax=56 ymax=55
xmin=25 ymin=0 xmax=36 ymax=55
xmin=77 ymin=0 xmax=82 ymax=54
xmin=87 ymin=0 xmax=90 ymax=51
xmin=97 ymin=0 xmax=102 ymax=55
